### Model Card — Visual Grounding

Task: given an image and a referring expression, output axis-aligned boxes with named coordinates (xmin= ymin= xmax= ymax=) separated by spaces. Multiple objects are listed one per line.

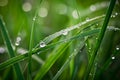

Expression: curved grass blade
xmin=0 ymin=28 xmax=100 ymax=70
xmin=34 ymin=15 xmax=105 ymax=48
xmin=0 ymin=18 xmax=25 ymax=80
xmin=84 ymin=0 xmax=117 ymax=79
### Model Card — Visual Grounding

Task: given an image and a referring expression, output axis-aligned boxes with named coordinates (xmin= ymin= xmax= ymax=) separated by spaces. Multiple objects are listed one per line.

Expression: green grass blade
xmin=84 ymin=0 xmax=117 ymax=79
xmin=52 ymin=42 xmax=85 ymax=80
xmin=35 ymin=15 xmax=104 ymax=48
xmin=0 ymin=18 xmax=25 ymax=80
xmin=0 ymin=28 xmax=100 ymax=70
xmin=28 ymin=0 xmax=43 ymax=79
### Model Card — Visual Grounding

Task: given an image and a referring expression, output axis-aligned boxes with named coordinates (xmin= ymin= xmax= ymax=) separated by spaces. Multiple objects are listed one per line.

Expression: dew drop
xmin=116 ymin=47 xmax=119 ymax=50
xmin=111 ymin=56 xmax=115 ymax=60
xmin=111 ymin=15 xmax=116 ymax=18
xmin=15 ymin=36 xmax=21 ymax=46
xmin=115 ymin=12 xmax=118 ymax=16
xmin=40 ymin=41 xmax=46 ymax=48
xmin=62 ymin=30 xmax=68 ymax=35
xmin=72 ymin=10 xmax=79 ymax=19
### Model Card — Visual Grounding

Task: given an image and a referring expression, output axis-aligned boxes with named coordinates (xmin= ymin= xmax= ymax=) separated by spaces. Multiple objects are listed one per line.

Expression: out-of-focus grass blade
xmin=52 ymin=42 xmax=85 ymax=80
xmin=0 ymin=18 xmax=25 ymax=80
xmin=0 ymin=28 xmax=100 ymax=70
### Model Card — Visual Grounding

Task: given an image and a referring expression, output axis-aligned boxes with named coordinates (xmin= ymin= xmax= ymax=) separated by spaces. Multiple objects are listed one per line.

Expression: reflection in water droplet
xmin=0 ymin=47 xmax=5 ymax=54
xmin=40 ymin=41 xmax=46 ymax=48
xmin=90 ymin=5 xmax=96 ymax=11
xmin=62 ymin=30 xmax=68 ymax=35
xmin=115 ymin=12 xmax=118 ymax=16
xmin=111 ymin=56 xmax=115 ymax=60
xmin=22 ymin=2 xmax=32 ymax=12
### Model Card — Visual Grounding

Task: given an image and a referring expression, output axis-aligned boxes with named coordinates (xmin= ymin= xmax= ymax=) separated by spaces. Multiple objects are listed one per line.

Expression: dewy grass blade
xmin=34 ymin=15 xmax=105 ymax=48
xmin=0 ymin=28 xmax=100 ymax=70
xmin=28 ymin=0 xmax=43 ymax=79
xmin=0 ymin=18 xmax=25 ymax=80
xmin=84 ymin=0 xmax=116 ymax=79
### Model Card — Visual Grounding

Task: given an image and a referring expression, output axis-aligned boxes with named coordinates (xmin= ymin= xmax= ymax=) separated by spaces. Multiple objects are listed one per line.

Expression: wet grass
xmin=0 ymin=0 xmax=120 ymax=80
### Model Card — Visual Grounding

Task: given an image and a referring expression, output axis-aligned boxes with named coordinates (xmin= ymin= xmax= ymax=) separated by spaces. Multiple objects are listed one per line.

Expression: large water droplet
xmin=40 ymin=41 xmax=46 ymax=48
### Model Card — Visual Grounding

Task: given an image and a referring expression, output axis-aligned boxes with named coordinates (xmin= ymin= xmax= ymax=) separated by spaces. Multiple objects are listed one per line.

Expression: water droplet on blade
xmin=15 ymin=36 xmax=21 ymax=46
xmin=40 ymin=41 xmax=46 ymax=48
xmin=62 ymin=30 xmax=68 ymax=35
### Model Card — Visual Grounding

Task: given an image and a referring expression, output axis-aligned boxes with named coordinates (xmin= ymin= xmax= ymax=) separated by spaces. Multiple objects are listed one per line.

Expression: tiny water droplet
xmin=111 ymin=15 xmax=116 ymax=18
xmin=15 ymin=36 xmax=21 ymax=46
xmin=116 ymin=47 xmax=119 ymax=50
xmin=62 ymin=30 xmax=68 ymax=35
xmin=40 ymin=41 xmax=46 ymax=48
xmin=111 ymin=56 xmax=115 ymax=60
xmin=115 ymin=12 xmax=118 ymax=16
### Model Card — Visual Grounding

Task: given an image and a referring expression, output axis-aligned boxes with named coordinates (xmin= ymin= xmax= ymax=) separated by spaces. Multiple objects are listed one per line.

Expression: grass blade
xmin=0 ymin=18 xmax=24 ymax=80
xmin=0 ymin=28 xmax=100 ymax=70
xmin=84 ymin=0 xmax=117 ymax=79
